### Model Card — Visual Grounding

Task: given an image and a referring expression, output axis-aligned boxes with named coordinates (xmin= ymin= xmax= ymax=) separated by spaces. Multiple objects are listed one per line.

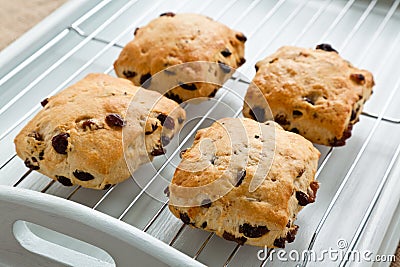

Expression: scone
xmin=114 ymin=12 xmax=246 ymax=103
xmin=243 ymin=44 xmax=374 ymax=146
xmin=168 ymin=118 xmax=320 ymax=248
xmin=14 ymin=73 xmax=185 ymax=190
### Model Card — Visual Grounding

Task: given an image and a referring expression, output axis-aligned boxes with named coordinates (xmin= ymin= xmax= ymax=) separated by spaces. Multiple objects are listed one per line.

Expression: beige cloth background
xmin=0 ymin=0 xmax=398 ymax=265
xmin=0 ymin=0 xmax=67 ymax=50
xmin=394 ymin=246 xmax=399 ymax=267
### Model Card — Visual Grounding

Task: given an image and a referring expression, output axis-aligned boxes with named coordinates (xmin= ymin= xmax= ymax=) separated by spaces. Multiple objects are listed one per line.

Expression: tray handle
xmin=0 ymin=185 xmax=204 ymax=267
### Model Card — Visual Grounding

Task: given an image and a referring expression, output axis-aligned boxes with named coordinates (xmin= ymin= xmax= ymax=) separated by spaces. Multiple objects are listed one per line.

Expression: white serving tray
xmin=0 ymin=0 xmax=399 ymax=266
xmin=0 ymin=185 xmax=204 ymax=267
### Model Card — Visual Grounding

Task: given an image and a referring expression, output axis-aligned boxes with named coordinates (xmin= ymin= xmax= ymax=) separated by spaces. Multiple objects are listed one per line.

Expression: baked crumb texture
xmin=243 ymin=45 xmax=374 ymax=146
xmin=14 ymin=73 xmax=185 ymax=189
xmin=169 ymin=118 xmax=320 ymax=247
xmin=114 ymin=13 xmax=246 ymax=103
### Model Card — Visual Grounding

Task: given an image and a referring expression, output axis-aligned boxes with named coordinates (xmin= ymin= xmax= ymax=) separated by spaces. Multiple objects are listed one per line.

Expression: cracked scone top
xmin=168 ymin=118 xmax=320 ymax=248
xmin=14 ymin=73 xmax=185 ymax=190
xmin=243 ymin=45 xmax=374 ymax=146
xmin=114 ymin=12 xmax=246 ymax=103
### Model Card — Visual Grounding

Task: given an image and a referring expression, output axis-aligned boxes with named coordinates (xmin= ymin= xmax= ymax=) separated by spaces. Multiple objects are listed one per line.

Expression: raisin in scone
xmin=114 ymin=12 xmax=246 ymax=103
xmin=243 ymin=44 xmax=374 ymax=146
xmin=168 ymin=118 xmax=320 ymax=248
xmin=14 ymin=73 xmax=185 ymax=190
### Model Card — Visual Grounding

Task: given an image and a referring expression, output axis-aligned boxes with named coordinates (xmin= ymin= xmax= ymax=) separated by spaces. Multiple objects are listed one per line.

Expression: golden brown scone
xmin=14 ymin=73 xmax=185 ymax=189
xmin=114 ymin=12 xmax=246 ymax=103
xmin=168 ymin=118 xmax=320 ymax=248
xmin=243 ymin=44 xmax=374 ymax=146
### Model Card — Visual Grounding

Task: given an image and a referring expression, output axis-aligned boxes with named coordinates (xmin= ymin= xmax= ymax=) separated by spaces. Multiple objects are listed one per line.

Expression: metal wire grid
xmin=0 ymin=0 xmax=399 ymax=266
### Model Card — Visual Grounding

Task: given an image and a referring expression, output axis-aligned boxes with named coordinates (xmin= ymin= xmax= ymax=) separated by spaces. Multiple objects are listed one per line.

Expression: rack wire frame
xmin=0 ymin=0 xmax=399 ymax=266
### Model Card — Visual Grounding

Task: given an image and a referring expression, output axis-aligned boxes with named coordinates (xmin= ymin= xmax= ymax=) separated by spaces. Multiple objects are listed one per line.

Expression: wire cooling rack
xmin=0 ymin=0 xmax=400 ymax=266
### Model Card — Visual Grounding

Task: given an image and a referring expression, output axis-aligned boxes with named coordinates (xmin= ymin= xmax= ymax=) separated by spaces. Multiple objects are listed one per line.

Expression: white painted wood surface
xmin=0 ymin=185 xmax=205 ymax=267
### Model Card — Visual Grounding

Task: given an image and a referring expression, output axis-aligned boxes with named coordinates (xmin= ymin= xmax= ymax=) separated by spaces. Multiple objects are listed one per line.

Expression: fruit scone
xmin=14 ymin=73 xmax=185 ymax=190
xmin=243 ymin=44 xmax=374 ymax=146
xmin=114 ymin=12 xmax=246 ymax=103
xmin=168 ymin=118 xmax=320 ymax=248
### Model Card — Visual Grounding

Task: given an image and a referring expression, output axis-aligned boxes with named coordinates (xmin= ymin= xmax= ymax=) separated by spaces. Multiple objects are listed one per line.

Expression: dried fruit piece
xmin=329 ymin=124 xmax=353 ymax=146
xmin=269 ymin=58 xmax=278 ymax=64
xmin=28 ymin=131 xmax=43 ymax=141
xmin=151 ymin=146 xmax=166 ymax=156
xmin=296 ymin=169 xmax=305 ymax=178
xmin=310 ymin=181 xmax=319 ymax=192
xmin=293 ymin=110 xmax=303 ymax=118
xmin=157 ymin=114 xmax=167 ymax=124
xmin=24 ymin=158 xmax=39 ymax=170
xmin=180 ymin=213 xmax=191 ymax=224
xmin=235 ymin=169 xmax=246 ymax=187
xmin=123 ymin=70 xmax=137 ymax=78
xmin=103 ymin=184 xmax=112 ymax=190
xmin=308 ymin=181 xmax=319 ymax=203
xmin=140 ymin=73 xmax=152 ymax=88
xmin=290 ymin=128 xmax=300 ymax=134
xmin=145 ymin=123 xmax=158 ymax=135
xmin=164 ymin=186 xmax=170 ymax=197
xmin=157 ymin=114 xmax=175 ymax=130
xmin=52 ymin=133 xmax=70 ymax=154
xmin=350 ymin=73 xmax=365 ymax=84
xmin=238 ymin=57 xmax=246 ymax=66
xmin=296 ymin=191 xmax=309 ymax=206
xmin=249 ymin=106 xmax=265 ymax=122
xmin=41 ymin=98 xmax=49 ymax=107
xmin=274 ymin=113 xmax=290 ymax=126
xmin=222 ymin=231 xmax=247 ymax=245
xmin=221 ymin=48 xmax=232 ymax=57
xmin=274 ymin=237 xmax=286 ymax=248
xmin=105 ymin=114 xmax=125 ymax=128
xmin=316 ymin=43 xmax=338 ymax=53
xmin=239 ymin=223 xmax=270 ymax=238
xmin=286 ymin=225 xmax=299 ymax=243
xmin=208 ymin=89 xmax=218 ymax=98
xmin=179 ymin=82 xmax=197 ymax=91
xmin=82 ymin=119 xmax=101 ymax=130
xmin=165 ymin=92 xmax=183 ymax=104
xmin=73 ymin=170 xmax=95 ymax=181
xmin=235 ymin=33 xmax=247 ymax=42
xmin=201 ymin=198 xmax=212 ymax=208
xmin=56 ymin=175 xmax=73 ymax=186
xmin=179 ymin=149 xmax=187 ymax=158
xmin=160 ymin=12 xmax=175 ymax=17
xmin=350 ymin=110 xmax=357 ymax=121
